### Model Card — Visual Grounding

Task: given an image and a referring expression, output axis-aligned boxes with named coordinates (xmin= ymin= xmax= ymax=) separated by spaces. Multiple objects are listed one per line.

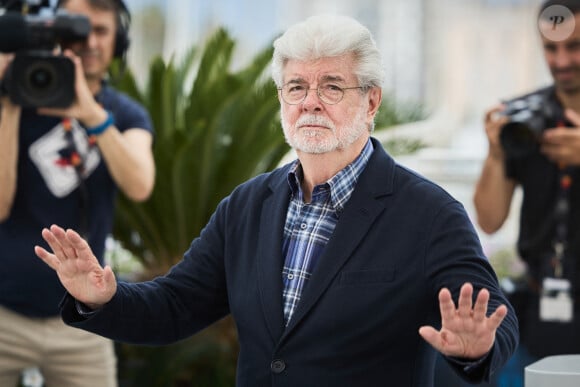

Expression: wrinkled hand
xmin=418 ymin=283 xmax=507 ymax=359
xmin=541 ymin=108 xmax=580 ymax=166
xmin=34 ymin=224 xmax=116 ymax=309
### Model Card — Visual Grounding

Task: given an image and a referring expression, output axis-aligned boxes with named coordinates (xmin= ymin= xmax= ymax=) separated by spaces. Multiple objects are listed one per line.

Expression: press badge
xmin=540 ymin=277 xmax=574 ymax=322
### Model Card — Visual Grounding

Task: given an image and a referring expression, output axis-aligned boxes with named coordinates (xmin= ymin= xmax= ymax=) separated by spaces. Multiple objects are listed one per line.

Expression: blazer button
xmin=270 ymin=359 xmax=286 ymax=373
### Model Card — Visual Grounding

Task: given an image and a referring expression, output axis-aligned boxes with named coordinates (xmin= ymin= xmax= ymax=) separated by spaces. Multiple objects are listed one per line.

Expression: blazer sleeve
xmin=423 ymin=199 xmax=519 ymax=383
xmin=60 ymin=196 xmax=233 ymax=345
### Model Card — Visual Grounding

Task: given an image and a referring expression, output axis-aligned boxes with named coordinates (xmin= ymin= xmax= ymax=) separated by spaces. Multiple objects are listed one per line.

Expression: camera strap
xmin=550 ymin=117 xmax=572 ymax=275
xmin=62 ymin=116 xmax=98 ymax=239
xmin=552 ymin=163 xmax=572 ymax=278
xmin=539 ymin=162 xmax=576 ymax=322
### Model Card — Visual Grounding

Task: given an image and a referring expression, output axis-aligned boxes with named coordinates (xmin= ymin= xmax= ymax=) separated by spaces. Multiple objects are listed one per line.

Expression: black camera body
xmin=500 ymin=88 xmax=567 ymax=159
xmin=0 ymin=1 xmax=90 ymax=108
xmin=3 ymin=50 xmax=76 ymax=108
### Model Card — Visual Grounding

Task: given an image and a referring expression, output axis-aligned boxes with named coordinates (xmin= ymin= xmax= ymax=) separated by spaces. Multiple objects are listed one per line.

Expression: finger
xmin=542 ymin=127 xmax=570 ymax=144
xmin=34 ymin=245 xmax=61 ymax=271
xmin=485 ymin=109 xmax=509 ymax=130
xmin=418 ymin=326 xmax=443 ymax=352
xmin=457 ymin=283 xmax=474 ymax=318
xmin=61 ymin=49 xmax=78 ymax=60
xmin=473 ymin=288 xmax=490 ymax=322
xmin=36 ymin=106 xmax=67 ymax=117
xmin=41 ymin=226 xmax=68 ymax=261
xmin=487 ymin=304 xmax=508 ymax=330
xmin=484 ymin=104 xmax=506 ymax=122
xmin=565 ymin=108 xmax=580 ymax=127
xmin=65 ymin=228 xmax=94 ymax=259
xmin=63 ymin=50 xmax=86 ymax=92
xmin=49 ymin=224 xmax=77 ymax=260
xmin=438 ymin=288 xmax=456 ymax=322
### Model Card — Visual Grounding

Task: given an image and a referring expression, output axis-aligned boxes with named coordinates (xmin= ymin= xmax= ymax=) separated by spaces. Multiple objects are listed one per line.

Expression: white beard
xmin=281 ymin=106 xmax=368 ymax=154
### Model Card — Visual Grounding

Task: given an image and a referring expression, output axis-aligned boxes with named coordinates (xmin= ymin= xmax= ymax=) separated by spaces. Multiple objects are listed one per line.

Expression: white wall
xmin=124 ymin=0 xmax=552 ymax=261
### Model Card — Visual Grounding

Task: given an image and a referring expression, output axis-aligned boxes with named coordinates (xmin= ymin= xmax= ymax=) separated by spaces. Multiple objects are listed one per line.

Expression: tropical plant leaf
xmin=111 ymin=28 xmax=290 ymax=273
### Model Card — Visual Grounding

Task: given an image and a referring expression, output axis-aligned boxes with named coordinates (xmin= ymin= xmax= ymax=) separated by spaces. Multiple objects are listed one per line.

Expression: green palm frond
xmin=111 ymin=28 xmax=289 ymax=273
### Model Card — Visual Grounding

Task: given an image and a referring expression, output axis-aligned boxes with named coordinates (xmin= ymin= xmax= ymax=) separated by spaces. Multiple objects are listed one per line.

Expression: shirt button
xmin=287 ymin=273 xmax=294 ymax=280
xmin=271 ymin=359 xmax=286 ymax=373
xmin=300 ymin=223 xmax=307 ymax=229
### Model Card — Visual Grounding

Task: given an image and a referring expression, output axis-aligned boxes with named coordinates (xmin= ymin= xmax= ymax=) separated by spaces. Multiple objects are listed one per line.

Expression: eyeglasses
xmin=278 ymin=83 xmax=365 ymax=105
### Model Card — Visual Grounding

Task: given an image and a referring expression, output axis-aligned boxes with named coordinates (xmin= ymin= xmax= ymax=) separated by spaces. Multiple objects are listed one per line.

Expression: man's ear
xmin=367 ymin=87 xmax=382 ymax=119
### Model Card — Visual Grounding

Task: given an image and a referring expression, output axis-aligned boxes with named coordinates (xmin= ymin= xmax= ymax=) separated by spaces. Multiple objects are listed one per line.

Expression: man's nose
xmin=85 ymin=31 xmax=98 ymax=48
xmin=553 ymin=47 xmax=573 ymax=68
xmin=301 ymin=88 xmax=323 ymax=111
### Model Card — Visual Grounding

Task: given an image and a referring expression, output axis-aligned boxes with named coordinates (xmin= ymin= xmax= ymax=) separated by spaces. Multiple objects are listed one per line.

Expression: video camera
xmin=500 ymin=89 xmax=568 ymax=159
xmin=0 ymin=0 xmax=90 ymax=108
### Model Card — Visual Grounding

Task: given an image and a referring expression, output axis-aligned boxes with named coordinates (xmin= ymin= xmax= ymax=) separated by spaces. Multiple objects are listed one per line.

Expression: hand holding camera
xmin=36 ymin=49 xmax=109 ymax=129
xmin=0 ymin=53 xmax=15 ymax=102
xmin=487 ymin=88 xmax=580 ymax=165
xmin=498 ymin=92 xmax=559 ymax=159
xmin=0 ymin=2 xmax=90 ymax=108
xmin=540 ymin=108 xmax=580 ymax=166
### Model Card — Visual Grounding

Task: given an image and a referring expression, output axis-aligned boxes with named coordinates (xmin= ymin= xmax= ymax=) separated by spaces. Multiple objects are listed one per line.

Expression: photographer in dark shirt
xmin=0 ymin=0 xmax=154 ymax=386
xmin=473 ymin=0 xmax=580 ymax=384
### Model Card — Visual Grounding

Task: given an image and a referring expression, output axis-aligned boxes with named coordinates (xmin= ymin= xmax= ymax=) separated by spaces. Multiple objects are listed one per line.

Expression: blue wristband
xmin=85 ymin=111 xmax=114 ymax=136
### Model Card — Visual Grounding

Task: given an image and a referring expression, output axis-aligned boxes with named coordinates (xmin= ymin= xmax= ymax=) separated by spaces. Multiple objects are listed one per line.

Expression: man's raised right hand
xmin=35 ymin=224 xmax=117 ymax=310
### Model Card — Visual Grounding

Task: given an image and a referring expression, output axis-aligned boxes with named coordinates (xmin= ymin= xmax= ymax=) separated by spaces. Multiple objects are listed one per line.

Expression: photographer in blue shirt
xmin=0 ymin=0 xmax=154 ymax=386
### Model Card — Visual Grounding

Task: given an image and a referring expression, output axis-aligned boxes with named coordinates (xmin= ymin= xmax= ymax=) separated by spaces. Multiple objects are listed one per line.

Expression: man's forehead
xmin=283 ymin=55 xmax=356 ymax=81
xmin=284 ymin=74 xmax=347 ymax=84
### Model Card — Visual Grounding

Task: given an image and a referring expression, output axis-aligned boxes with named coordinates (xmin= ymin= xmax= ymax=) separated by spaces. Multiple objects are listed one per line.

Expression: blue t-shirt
xmin=0 ymin=83 xmax=153 ymax=317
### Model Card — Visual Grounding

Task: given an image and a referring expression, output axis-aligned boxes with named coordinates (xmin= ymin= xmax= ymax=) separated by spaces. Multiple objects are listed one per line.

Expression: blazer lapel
xmin=256 ymin=173 xmax=291 ymax=342
xmin=281 ymin=189 xmax=386 ymax=337
xmin=282 ymin=139 xmax=395 ymax=338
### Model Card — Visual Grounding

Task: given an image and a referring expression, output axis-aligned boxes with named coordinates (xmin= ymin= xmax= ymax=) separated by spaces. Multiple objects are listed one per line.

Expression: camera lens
xmin=25 ymin=63 xmax=56 ymax=92
xmin=9 ymin=53 xmax=76 ymax=108
xmin=29 ymin=68 xmax=53 ymax=90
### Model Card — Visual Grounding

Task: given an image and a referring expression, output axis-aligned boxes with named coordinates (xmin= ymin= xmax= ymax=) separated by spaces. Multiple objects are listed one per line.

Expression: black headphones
xmin=56 ymin=0 xmax=131 ymax=59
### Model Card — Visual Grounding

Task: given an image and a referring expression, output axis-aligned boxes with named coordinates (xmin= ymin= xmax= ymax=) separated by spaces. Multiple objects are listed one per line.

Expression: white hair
xmin=271 ymin=14 xmax=384 ymax=89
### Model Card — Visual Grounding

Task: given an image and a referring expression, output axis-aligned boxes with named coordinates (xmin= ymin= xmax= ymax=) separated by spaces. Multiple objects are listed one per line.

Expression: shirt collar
xmin=287 ymin=138 xmax=374 ymax=210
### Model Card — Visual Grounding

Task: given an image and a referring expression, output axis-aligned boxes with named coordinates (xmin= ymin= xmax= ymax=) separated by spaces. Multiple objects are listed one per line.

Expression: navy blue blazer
xmin=61 ymin=137 xmax=518 ymax=387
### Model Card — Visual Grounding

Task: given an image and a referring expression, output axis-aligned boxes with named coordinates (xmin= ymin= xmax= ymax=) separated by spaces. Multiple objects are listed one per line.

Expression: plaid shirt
xmin=282 ymin=139 xmax=373 ymax=325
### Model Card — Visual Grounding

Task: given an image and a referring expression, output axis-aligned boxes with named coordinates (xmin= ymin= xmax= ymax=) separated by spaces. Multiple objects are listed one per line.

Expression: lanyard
xmin=551 ymin=118 xmax=574 ymax=278
xmin=552 ymin=163 xmax=572 ymax=278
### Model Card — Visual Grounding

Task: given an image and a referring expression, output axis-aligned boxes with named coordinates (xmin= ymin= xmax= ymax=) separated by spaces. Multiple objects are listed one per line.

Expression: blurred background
xmin=15 ymin=1 xmax=549 ymax=385
xmin=120 ymin=0 xmax=549 ymax=270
